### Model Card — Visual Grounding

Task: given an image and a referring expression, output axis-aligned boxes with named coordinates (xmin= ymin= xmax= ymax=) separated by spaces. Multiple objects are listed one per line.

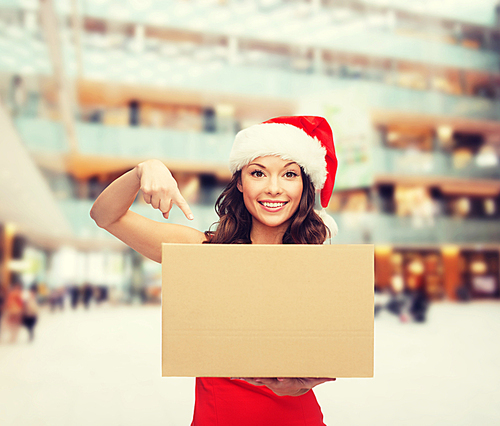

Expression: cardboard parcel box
xmin=162 ymin=244 xmax=374 ymax=378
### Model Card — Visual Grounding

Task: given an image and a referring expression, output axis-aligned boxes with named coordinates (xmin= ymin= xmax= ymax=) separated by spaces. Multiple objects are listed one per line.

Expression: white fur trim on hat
xmin=316 ymin=208 xmax=338 ymax=239
xmin=229 ymin=123 xmax=327 ymax=190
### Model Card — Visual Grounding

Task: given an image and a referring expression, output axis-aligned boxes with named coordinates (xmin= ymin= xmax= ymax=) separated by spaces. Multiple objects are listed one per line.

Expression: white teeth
xmin=261 ymin=202 xmax=286 ymax=208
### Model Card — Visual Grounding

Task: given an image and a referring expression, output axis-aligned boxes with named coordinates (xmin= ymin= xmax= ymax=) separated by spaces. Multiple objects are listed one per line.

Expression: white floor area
xmin=0 ymin=302 xmax=499 ymax=426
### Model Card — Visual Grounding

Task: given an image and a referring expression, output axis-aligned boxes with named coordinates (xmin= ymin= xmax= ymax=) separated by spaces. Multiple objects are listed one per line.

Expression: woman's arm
xmin=90 ymin=159 xmax=205 ymax=263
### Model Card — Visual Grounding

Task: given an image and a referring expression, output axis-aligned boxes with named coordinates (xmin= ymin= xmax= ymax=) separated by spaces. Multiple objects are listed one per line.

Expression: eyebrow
xmin=248 ymin=161 xmax=298 ymax=169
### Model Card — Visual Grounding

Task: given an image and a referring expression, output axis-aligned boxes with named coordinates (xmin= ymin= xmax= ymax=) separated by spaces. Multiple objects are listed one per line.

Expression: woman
xmin=4 ymin=280 xmax=24 ymax=343
xmin=91 ymin=116 xmax=338 ymax=425
xmin=22 ymin=284 xmax=39 ymax=342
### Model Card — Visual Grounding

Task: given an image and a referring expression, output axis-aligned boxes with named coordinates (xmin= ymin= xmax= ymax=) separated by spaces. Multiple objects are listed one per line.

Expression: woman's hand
xmin=232 ymin=377 xmax=336 ymax=396
xmin=136 ymin=159 xmax=193 ymax=220
xmin=91 ymin=159 xmax=205 ymax=263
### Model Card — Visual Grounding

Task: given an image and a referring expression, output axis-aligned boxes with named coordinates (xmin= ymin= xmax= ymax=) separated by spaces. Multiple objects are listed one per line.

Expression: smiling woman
xmin=242 ymin=158 xmax=303 ymax=228
xmin=90 ymin=115 xmax=338 ymax=426
xmin=204 ymin=155 xmax=327 ymax=245
xmin=242 ymin=157 xmax=304 ymax=234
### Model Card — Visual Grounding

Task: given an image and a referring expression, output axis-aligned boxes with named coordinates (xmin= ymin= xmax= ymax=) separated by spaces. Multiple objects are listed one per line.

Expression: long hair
xmin=204 ymin=169 xmax=327 ymax=244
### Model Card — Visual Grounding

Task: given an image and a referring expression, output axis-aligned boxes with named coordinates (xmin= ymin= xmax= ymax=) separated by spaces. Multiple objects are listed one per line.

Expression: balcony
xmin=49 ymin=1 xmax=498 ymax=72
xmin=331 ymin=213 xmax=500 ymax=245
xmin=59 ymin=198 xmax=500 ymax=246
xmin=2 ymin=21 xmax=500 ymax=121
xmin=60 ymin=199 xmax=218 ymax=242
xmin=17 ymin=118 xmax=233 ymax=167
xmin=17 ymin=118 xmax=500 ymax=181
xmin=75 ymin=121 xmax=233 ymax=164
xmin=361 ymin=1 xmax=497 ymax=27
xmin=372 ymin=147 xmax=500 ymax=180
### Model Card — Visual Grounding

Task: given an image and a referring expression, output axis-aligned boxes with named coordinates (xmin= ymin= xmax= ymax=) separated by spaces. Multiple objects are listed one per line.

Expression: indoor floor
xmin=0 ymin=301 xmax=499 ymax=426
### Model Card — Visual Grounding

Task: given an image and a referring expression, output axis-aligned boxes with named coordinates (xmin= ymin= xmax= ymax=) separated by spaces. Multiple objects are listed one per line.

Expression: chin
xmin=259 ymin=217 xmax=292 ymax=229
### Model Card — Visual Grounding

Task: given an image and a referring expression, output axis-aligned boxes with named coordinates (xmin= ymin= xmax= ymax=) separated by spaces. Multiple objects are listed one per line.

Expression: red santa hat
xmin=229 ymin=115 xmax=338 ymax=208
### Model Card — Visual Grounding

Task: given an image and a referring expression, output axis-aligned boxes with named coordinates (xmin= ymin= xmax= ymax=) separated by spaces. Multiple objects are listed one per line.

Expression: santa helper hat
xmin=229 ymin=115 xmax=338 ymax=237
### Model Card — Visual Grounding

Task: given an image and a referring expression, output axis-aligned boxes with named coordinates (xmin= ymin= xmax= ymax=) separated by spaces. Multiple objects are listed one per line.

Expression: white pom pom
xmin=315 ymin=208 xmax=338 ymax=240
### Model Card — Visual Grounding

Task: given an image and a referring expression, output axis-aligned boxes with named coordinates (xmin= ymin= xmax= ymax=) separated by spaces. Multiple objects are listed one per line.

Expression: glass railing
xmin=62 ymin=56 xmax=500 ymax=119
xmin=0 ymin=21 xmax=500 ymax=120
xmin=16 ymin=118 xmax=234 ymax=165
xmin=59 ymin=199 xmax=219 ymax=241
xmin=60 ymin=199 xmax=500 ymax=245
xmin=319 ymin=31 xmax=497 ymax=72
xmin=15 ymin=117 xmax=67 ymax=152
xmin=372 ymin=147 xmax=500 ymax=180
xmin=362 ymin=0 xmax=496 ymax=27
xmin=367 ymin=82 xmax=500 ymax=121
xmin=48 ymin=0 xmax=499 ymax=71
xmin=7 ymin=64 xmax=500 ymax=121
xmin=2 ymin=19 xmax=500 ymax=113
xmin=76 ymin=122 xmax=234 ymax=164
xmin=330 ymin=213 xmax=500 ymax=244
xmin=17 ymin=117 xmax=500 ymax=181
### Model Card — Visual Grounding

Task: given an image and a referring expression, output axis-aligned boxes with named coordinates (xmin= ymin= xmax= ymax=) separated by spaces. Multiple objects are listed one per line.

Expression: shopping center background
xmin=0 ymin=0 xmax=499 ymax=425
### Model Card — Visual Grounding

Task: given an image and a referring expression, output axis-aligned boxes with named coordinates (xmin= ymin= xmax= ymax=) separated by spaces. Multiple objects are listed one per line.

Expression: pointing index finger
xmin=174 ymin=192 xmax=194 ymax=220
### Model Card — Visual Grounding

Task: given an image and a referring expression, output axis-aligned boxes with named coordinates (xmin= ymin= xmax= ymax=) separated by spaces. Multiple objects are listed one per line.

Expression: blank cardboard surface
xmin=162 ymin=244 xmax=374 ymax=378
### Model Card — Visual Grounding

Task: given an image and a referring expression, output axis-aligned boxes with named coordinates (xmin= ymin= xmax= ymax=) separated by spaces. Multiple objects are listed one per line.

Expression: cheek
xmin=239 ymin=182 xmax=257 ymax=211
xmin=290 ymin=182 xmax=304 ymax=202
xmin=240 ymin=179 xmax=263 ymax=199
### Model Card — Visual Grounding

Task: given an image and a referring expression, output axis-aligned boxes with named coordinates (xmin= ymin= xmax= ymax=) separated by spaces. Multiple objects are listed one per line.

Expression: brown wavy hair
xmin=204 ymin=168 xmax=327 ymax=244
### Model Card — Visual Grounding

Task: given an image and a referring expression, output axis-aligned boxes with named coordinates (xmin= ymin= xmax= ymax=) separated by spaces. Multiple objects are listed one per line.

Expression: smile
xmin=258 ymin=201 xmax=288 ymax=209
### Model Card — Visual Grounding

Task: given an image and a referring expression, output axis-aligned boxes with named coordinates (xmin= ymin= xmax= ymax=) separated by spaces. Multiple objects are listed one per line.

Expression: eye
xmin=284 ymin=171 xmax=299 ymax=178
xmin=250 ymin=169 xmax=265 ymax=178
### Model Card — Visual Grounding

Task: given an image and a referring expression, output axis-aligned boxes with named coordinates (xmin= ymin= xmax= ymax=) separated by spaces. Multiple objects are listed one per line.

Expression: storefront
xmin=459 ymin=250 xmax=500 ymax=299
xmin=375 ymin=244 xmax=500 ymax=301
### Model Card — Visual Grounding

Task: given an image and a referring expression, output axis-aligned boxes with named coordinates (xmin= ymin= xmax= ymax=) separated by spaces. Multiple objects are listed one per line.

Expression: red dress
xmin=191 ymin=378 xmax=326 ymax=426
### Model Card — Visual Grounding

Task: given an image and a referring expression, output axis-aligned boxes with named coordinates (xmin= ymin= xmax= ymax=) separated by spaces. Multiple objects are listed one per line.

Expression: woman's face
xmin=237 ymin=155 xmax=303 ymax=231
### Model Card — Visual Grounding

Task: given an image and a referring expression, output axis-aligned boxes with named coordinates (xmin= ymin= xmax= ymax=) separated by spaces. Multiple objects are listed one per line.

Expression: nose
xmin=266 ymin=175 xmax=282 ymax=196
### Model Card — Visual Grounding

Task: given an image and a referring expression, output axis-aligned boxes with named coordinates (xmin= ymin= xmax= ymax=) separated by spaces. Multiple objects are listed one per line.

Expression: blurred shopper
xmin=91 ymin=116 xmax=338 ymax=426
xmin=386 ymin=291 xmax=408 ymax=319
xmin=409 ymin=287 xmax=429 ymax=323
xmin=4 ymin=281 xmax=24 ymax=343
xmin=128 ymin=100 xmax=140 ymax=126
xmin=69 ymin=285 xmax=80 ymax=309
xmin=374 ymin=288 xmax=390 ymax=317
xmin=94 ymin=285 xmax=108 ymax=305
xmin=82 ymin=283 xmax=93 ymax=309
xmin=49 ymin=288 xmax=65 ymax=311
xmin=0 ymin=285 xmax=5 ymax=339
xmin=9 ymin=75 xmax=27 ymax=116
xmin=22 ymin=284 xmax=39 ymax=342
xmin=387 ymin=272 xmax=411 ymax=321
